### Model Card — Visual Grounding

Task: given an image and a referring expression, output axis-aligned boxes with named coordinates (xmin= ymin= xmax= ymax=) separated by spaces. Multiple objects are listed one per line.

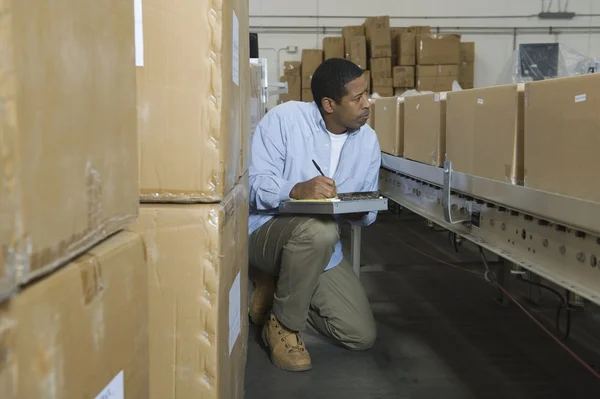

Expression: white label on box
xmin=575 ymin=94 xmax=587 ymax=103
xmin=434 ymin=94 xmax=440 ymax=102
xmin=232 ymin=11 xmax=240 ymax=86
xmin=95 ymin=371 xmax=124 ymax=399
xmin=477 ymin=98 xmax=484 ymax=105
xmin=134 ymin=0 xmax=144 ymax=67
xmin=229 ymin=272 xmax=241 ymax=355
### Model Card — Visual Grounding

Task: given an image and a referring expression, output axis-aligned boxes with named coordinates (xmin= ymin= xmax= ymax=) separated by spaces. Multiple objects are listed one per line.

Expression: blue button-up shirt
xmin=248 ymin=100 xmax=382 ymax=270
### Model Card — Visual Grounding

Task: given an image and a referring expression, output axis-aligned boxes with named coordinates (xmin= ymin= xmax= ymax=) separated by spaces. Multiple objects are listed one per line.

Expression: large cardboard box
xmin=343 ymin=26 xmax=365 ymax=59
xmin=372 ymin=86 xmax=394 ymax=97
xmin=0 ymin=0 xmax=138 ymax=287
xmin=459 ymin=61 xmax=475 ymax=89
xmin=446 ymin=84 xmax=524 ymax=183
xmin=371 ymin=57 xmax=393 ymax=78
xmin=137 ymin=0 xmax=250 ymax=203
xmin=323 ymin=37 xmax=345 ymax=60
xmin=404 ymin=93 xmax=447 ymax=166
xmin=302 ymin=89 xmax=315 ymax=103
xmin=393 ymin=66 xmax=415 ymax=88
xmin=301 ymin=49 xmax=324 ymax=77
xmin=0 ymin=231 xmax=149 ymax=398
xmin=460 ymin=42 xmax=475 ymax=62
xmin=395 ymin=32 xmax=416 ymax=66
xmin=350 ymin=36 xmax=368 ymax=70
xmin=416 ymin=65 xmax=459 ymax=92
xmin=374 ymin=97 xmax=405 ymax=156
xmin=416 ymin=34 xmax=461 ymax=65
xmin=407 ymin=26 xmax=432 ymax=34
xmin=364 ymin=16 xmax=392 ymax=58
xmin=524 ymin=74 xmax=600 ymax=202
xmin=248 ymin=62 xmax=264 ymax=163
xmin=284 ymin=61 xmax=302 ymax=76
xmin=129 ymin=181 xmax=249 ymax=399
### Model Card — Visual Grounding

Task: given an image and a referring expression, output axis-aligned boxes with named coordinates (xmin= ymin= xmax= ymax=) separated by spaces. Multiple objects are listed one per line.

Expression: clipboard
xmin=279 ymin=191 xmax=388 ymax=215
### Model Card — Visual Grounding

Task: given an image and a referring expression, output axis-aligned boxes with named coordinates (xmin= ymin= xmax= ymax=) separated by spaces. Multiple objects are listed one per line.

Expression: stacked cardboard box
xmin=133 ymin=1 xmax=251 ymax=398
xmin=365 ymin=16 xmax=393 ymax=95
xmin=301 ymin=49 xmax=324 ymax=102
xmin=280 ymin=61 xmax=302 ymax=103
xmin=343 ymin=25 xmax=366 ymax=62
xmin=0 ymin=1 xmax=149 ymax=397
xmin=323 ymin=37 xmax=345 ymax=60
xmin=460 ymin=42 xmax=475 ymax=89
xmin=416 ymin=34 xmax=460 ymax=92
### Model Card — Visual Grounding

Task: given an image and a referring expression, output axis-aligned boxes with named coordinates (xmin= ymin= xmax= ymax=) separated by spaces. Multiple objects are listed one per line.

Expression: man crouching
xmin=248 ymin=58 xmax=381 ymax=371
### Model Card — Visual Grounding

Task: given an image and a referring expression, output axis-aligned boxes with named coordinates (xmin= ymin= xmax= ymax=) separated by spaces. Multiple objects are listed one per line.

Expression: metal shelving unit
xmin=379 ymin=153 xmax=600 ymax=306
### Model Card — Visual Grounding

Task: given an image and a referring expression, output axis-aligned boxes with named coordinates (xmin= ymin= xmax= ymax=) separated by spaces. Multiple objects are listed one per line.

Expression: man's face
xmin=330 ymin=75 xmax=371 ymax=130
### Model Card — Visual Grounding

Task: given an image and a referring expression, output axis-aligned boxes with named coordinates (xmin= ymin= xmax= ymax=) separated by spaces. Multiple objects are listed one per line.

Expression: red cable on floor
xmin=388 ymin=231 xmax=600 ymax=381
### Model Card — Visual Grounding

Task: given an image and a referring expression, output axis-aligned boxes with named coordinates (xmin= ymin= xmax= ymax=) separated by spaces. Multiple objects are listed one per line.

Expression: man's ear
xmin=321 ymin=97 xmax=335 ymax=114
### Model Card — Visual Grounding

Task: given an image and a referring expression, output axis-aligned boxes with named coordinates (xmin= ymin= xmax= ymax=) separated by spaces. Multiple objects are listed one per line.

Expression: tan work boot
xmin=249 ymin=272 xmax=276 ymax=325
xmin=262 ymin=313 xmax=312 ymax=372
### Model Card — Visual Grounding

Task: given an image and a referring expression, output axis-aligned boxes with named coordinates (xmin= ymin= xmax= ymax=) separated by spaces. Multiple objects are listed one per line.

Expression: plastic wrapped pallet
xmin=137 ymin=0 xmax=250 ymax=203
xmin=0 ymin=231 xmax=149 ymax=399
xmin=497 ymin=43 xmax=596 ymax=85
xmin=0 ymin=0 xmax=139 ymax=288
xmin=128 ymin=180 xmax=249 ymax=399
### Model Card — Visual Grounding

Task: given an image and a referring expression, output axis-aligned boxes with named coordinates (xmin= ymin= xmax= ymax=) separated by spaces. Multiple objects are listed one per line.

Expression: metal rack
xmin=379 ymin=153 xmax=600 ymax=306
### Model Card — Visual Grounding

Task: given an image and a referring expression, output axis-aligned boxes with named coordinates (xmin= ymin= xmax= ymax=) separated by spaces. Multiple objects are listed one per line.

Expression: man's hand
xmin=290 ymin=176 xmax=337 ymax=200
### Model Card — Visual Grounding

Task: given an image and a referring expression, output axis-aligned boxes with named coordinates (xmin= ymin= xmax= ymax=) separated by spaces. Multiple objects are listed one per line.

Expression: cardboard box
xmin=407 ymin=26 xmax=431 ymax=34
xmin=0 ymin=0 xmax=139 ymax=287
xmin=446 ymin=84 xmax=524 ymax=183
xmin=350 ymin=36 xmax=368 ymax=69
xmin=416 ymin=34 xmax=461 ymax=65
xmin=372 ymin=77 xmax=394 ymax=87
xmin=393 ymin=66 xmax=415 ymax=88
xmin=302 ymin=89 xmax=315 ymax=102
xmin=137 ymin=0 xmax=250 ymax=203
xmin=366 ymin=98 xmax=376 ymax=127
xmin=323 ymin=37 xmax=345 ymax=60
xmin=343 ymin=26 xmax=365 ymax=59
xmin=374 ymin=97 xmax=404 ymax=155
xmin=301 ymin=49 xmax=324 ymax=77
xmin=364 ymin=70 xmax=371 ymax=90
xmin=364 ymin=16 xmax=392 ymax=58
xmin=372 ymin=86 xmax=394 ymax=97
xmin=371 ymin=57 xmax=393 ymax=78
xmin=460 ymin=42 xmax=475 ymax=62
xmin=395 ymin=32 xmax=416 ymax=66
xmin=284 ymin=61 xmax=302 ymax=76
xmin=302 ymin=76 xmax=313 ymax=89
xmin=0 ymin=231 xmax=149 ymax=398
xmin=459 ymin=61 xmax=475 ymax=89
xmin=249 ymin=62 xmax=264 ymax=148
xmin=128 ymin=181 xmax=249 ymax=399
xmin=416 ymin=65 xmax=459 ymax=92
xmin=524 ymin=74 xmax=600 ymax=202
xmin=280 ymin=76 xmax=301 ymax=103
xmin=404 ymin=93 xmax=447 ymax=166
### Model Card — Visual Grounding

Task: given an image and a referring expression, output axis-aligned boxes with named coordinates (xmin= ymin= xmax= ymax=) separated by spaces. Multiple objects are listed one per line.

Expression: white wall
xmin=250 ymin=0 xmax=600 ymax=108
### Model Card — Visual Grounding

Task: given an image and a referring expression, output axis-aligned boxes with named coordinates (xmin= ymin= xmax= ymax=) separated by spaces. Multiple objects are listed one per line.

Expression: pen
xmin=312 ymin=159 xmax=325 ymax=176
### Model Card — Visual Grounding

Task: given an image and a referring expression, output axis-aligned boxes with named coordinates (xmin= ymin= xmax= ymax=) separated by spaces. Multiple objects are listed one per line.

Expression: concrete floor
xmin=244 ymin=212 xmax=600 ymax=399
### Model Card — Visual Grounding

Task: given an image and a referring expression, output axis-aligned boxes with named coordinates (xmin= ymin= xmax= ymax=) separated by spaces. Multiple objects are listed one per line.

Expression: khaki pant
xmin=249 ymin=215 xmax=376 ymax=350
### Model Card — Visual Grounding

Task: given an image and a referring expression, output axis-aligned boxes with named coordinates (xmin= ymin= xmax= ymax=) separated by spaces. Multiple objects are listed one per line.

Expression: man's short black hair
xmin=311 ymin=58 xmax=364 ymax=108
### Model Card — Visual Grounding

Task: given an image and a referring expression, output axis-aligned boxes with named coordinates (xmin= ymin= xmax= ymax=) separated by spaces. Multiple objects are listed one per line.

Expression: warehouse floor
xmin=244 ymin=211 xmax=600 ymax=399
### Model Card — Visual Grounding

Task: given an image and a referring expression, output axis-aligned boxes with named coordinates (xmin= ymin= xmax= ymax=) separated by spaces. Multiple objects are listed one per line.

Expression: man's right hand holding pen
xmin=290 ymin=176 xmax=337 ymax=200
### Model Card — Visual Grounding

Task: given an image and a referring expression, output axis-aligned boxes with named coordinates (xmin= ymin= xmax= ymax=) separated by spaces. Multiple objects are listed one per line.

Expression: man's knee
xmin=295 ymin=217 xmax=339 ymax=249
xmin=342 ymin=322 xmax=377 ymax=351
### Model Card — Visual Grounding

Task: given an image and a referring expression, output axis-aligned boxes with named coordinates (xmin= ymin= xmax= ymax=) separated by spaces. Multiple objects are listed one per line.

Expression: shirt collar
xmin=310 ymin=101 xmax=360 ymax=135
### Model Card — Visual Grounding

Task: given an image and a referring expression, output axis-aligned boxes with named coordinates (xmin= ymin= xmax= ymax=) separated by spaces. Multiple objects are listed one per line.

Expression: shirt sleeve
xmin=350 ymin=136 xmax=382 ymax=227
xmin=249 ymin=114 xmax=296 ymax=211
